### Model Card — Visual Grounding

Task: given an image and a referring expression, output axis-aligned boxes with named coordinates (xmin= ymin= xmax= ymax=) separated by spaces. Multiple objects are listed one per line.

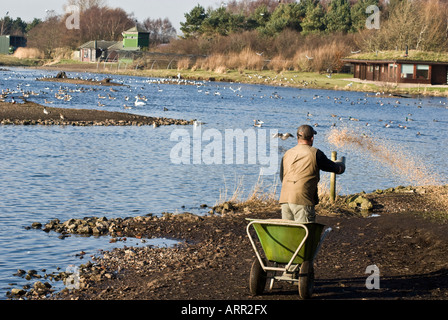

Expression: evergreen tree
xmin=325 ymin=0 xmax=351 ymax=33
xmin=301 ymin=1 xmax=326 ymax=35
xmin=350 ymin=0 xmax=379 ymax=32
xmin=261 ymin=2 xmax=305 ymax=35
xmin=246 ymin=5 xmax=271 ymax=30
xmin=201 ymin=7 xmax=245 ymax=36
xmin=180 ymin=5 xmax=207 ymax=38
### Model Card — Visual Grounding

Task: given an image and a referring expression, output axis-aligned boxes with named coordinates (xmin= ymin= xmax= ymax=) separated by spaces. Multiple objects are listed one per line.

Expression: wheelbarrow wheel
xmin=249 ymin=258 xmax=267 ymax=295
xmin=298 ymin=261 xmax=315 ymax=299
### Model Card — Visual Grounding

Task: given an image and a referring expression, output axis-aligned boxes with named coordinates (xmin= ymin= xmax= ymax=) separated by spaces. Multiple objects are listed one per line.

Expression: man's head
xmin=297 ymin=124 xmax=317 ymax=145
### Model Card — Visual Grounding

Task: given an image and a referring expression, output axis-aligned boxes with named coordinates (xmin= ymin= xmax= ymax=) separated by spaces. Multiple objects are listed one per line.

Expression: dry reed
xmin=327 ymin=127 xmax=440 ymax=186
xmin=13 ymin=47 xmax=44 ymax=59
xmin=177 ymin=58 xmax=191 ymax=70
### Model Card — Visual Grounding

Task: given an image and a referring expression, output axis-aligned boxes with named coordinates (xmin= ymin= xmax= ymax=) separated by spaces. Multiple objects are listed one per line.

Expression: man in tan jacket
xmin=279 ymin=125 xmax=345 ymax=223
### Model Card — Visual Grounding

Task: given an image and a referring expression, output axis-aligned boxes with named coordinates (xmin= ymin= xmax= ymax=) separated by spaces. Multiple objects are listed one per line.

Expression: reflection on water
xmin=0 ymin=67 xmax=447 ymax=298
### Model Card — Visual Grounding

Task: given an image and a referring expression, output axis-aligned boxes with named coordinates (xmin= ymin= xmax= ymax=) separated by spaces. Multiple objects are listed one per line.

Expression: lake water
xmin=0 ymin=67 xmax=447 ymax=299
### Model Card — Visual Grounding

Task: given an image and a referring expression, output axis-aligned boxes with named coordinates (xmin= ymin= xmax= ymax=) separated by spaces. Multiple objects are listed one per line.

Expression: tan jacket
xmin=279 ymin=144 xmax=320 ymax=206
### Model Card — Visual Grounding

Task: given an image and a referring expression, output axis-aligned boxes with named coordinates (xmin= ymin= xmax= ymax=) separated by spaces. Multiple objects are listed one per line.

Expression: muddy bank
xmin=0 ymin=101 xmax=194 ymax=126
xmin=8 ymin=185 xmax=448 ymax=301
xmin=36 ymin=71 xmax=124 ymax=87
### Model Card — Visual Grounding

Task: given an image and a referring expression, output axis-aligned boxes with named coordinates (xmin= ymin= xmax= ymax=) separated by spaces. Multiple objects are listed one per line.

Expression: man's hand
xmin=335 ymin=160 xmax=346 ymax=174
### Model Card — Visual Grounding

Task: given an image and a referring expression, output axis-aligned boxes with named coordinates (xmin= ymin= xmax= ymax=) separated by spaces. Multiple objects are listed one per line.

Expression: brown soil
xmin=36 ymin=77 xmax=124 ymax=87
xmin=36 ymin=186 xmax=448 ymax=302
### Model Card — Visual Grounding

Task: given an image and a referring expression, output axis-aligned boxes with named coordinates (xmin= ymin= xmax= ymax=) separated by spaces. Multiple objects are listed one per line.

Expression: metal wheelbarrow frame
xmin=246 ymin=219 xmax=332 ymax=299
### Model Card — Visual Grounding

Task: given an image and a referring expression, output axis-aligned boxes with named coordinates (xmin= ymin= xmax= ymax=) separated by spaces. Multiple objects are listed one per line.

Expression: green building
xmin=122 ymin=26 xmax=150 ymax=50
xmin=0 ymin=35 xmax=27 ymax=54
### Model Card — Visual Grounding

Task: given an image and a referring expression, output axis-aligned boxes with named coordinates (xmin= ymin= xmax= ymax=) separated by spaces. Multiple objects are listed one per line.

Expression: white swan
xmin=134 ymin=97 xmax=146 ymax=106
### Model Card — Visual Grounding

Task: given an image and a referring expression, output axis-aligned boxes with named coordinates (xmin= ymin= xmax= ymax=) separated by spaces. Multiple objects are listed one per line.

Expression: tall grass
xmin=160 ymin=30 xmax=356 ymax=73
xmin=214 ymin=173 xmax=279 ymax=209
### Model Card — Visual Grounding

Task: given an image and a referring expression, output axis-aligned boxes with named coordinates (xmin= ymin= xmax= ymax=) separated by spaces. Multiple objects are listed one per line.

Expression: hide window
xmin=401 ymin=64 xmax=414 ymax=79
xmin=416 ymin=65 xmax=429 ymax=79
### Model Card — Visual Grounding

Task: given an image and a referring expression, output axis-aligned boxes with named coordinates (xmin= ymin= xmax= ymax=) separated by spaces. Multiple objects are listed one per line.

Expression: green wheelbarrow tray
xmin=246 ymin=219 xmax=332 ymax=274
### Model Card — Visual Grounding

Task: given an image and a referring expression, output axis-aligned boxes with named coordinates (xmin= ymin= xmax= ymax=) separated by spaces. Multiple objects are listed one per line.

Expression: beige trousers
xmin=281 ymin=203 xmax=316 ymax=223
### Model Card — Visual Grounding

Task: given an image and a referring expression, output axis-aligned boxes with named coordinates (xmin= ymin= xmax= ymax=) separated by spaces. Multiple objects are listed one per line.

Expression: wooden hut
xmin=342 ymin=51 xmax=448 ymax=85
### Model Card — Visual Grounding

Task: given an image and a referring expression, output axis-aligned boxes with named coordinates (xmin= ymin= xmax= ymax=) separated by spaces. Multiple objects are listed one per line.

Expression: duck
xmin=272 ymin=133 xmax=294 ymax=140
xmin=253 ymin=119 xmax=264 ymax=127
xmin=43 ymin=107 xmax=49 ymax=115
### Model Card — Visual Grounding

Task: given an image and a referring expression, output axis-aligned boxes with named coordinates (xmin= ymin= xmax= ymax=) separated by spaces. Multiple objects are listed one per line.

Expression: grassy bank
xmin=3 ymin=54 xmax=448 ymax=96
xmin=45 ymin=61 xmax=448 ymax=97
xmin=0 ymin=54 xmax=45 ymax=67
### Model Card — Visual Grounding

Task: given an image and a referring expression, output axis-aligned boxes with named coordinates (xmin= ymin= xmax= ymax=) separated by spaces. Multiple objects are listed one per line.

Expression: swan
xmin=134 ymin=97 xmax=146 ymax=106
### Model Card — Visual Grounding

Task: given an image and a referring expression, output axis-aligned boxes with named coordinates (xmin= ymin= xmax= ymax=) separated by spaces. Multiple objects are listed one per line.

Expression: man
xmin=279 ymin=124 xmax=345 ymax=223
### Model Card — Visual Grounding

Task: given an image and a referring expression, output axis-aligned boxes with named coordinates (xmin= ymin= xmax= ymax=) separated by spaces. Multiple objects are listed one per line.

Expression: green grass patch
xmin=0 ymin=54 xmax=44 ymax=67
xmin=346 ymin=50 xmax=448 ymax=63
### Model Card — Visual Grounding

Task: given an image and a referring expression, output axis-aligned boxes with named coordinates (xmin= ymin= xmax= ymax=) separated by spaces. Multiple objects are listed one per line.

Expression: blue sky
xmin=2 ymin=0 xmax=223 ymax=32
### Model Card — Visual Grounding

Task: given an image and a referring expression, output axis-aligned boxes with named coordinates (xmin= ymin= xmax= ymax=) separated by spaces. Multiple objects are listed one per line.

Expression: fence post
xmin=330 ymin=151 xmax=337 ymax=203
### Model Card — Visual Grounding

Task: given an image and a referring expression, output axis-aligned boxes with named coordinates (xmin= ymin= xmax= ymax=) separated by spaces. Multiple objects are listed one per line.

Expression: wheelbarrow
xmin=246 ymin=219 xmax=332 ymax=299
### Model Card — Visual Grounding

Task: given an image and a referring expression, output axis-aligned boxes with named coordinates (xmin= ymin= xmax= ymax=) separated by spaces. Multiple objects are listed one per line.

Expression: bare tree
xmin=363 ymin=0 xmax=448 ymax=52
xmin=143 ymin=17 xmax=177 ymax=45
xmin=27 ymin=16 xmax=64 ymax=58
xmin=64 ymin=0 xmax=106 ymax=11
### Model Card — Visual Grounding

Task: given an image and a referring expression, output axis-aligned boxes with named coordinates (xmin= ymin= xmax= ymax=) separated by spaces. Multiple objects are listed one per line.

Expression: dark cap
xmin=297 ymin=124 xmax=317 ymax=140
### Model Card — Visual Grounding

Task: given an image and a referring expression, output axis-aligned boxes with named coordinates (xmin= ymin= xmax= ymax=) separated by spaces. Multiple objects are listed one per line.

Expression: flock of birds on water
xmin=0 ymin=70 xmax=445 ymax=139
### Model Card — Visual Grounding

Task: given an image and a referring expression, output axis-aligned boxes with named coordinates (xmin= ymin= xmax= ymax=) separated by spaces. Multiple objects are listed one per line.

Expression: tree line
xmin=180 ymin=0 xmax=382 ymax=37
xmin=0 ymin=0 xmax=177 ymax=58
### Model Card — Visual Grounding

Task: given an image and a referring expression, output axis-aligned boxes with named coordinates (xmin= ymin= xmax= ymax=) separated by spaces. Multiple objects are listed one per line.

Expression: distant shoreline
xmin=32 ymin=62 xmax=448 ymax=98
xmin=3 ymin=58 xmax=448 ymax=97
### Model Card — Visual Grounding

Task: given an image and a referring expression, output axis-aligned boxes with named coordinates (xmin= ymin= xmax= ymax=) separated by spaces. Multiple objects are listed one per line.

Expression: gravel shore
xmin=8 ymin=185 xmax=448 ymax=303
